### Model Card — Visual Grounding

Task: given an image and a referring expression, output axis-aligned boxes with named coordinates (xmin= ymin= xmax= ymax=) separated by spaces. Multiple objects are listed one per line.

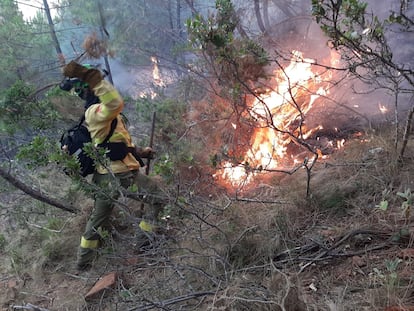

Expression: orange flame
xmin=151 ymin=56 xmax=165 ymax=87
xmin=215 ymin=50 xmax=341 ymax=188
xmin=378 ymin=103 xmax=388 ymax=114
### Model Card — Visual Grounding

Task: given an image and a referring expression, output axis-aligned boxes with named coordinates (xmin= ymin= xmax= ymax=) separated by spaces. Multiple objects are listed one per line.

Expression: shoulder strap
xmin=91 ymin=117 xmax=145 ymax=166
xmin=101 ymin=118 xmax=118 ymax=145
xmin=78 ymin=114 xmax=86 ymax=128
xmin=76 ymin=114 xmax=116 ymax=144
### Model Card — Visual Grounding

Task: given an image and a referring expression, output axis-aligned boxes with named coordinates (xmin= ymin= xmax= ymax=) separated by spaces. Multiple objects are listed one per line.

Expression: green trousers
xmin=77 ymin=170 xmax=165 ymax=267
xmin=77 ymin=170 xmax=137 ymax=267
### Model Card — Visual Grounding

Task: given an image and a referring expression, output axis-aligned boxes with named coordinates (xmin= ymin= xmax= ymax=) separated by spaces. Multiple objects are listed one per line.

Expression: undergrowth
xmin=1 ymin=120 xmax=413 ymax=311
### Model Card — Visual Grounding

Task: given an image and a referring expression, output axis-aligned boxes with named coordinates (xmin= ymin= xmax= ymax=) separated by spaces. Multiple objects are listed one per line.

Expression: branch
xmin=12 ymin=303 xmax=50 ymax=311
xmin=0 ymin=167 xmax=77 ymax=214
xmin=399 ymin=99 xmax=414 ymax=158
xmin=128 ymin=290 xmax=216 ymax=311
xmin=272 ymin=228 xmax=394 ymax=272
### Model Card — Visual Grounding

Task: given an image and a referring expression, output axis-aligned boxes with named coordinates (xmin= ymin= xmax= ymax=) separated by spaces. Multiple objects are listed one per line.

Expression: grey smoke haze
xmin=105 ymin=0 xmax=411 ymax=129
xmin=108 ymin=59 xmax=156 ymax=98
xmin=266 ymin=0 xmax=413 ymax=127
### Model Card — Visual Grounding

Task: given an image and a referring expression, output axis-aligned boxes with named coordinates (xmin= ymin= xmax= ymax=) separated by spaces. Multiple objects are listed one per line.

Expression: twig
xmin=26 ymin=218 xmax=71 ymax=233
xmin=298 ymin=229 xmax=390 ymax=273
xmin=12 ymin=303 xmax=50 ymax=311
xmin=232 ymin=197 xmax=289 ymax=204
xmin=128 ymin=290 xmax=216 ymax=311
xmin=272 ymin=229 xmax=392 ymax=271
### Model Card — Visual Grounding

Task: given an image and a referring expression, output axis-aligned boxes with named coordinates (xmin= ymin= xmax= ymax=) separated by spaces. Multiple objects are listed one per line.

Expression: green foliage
xmin=16 ymin=136 xmax=55 ymax=168
xmin=135 ymin=95 xmax=187 ymax=146
xmin=377 ymin=200 xmax=389 ymax=211
xmin=312 ymin=0 xmax=408 ymax=66
xmin=372 ymin=258 xmax=402 ymax=290
xmin=134 ymin=94 xmax=199 ymax=183
xmin=0 ymin=0 xmax=30 ymax=87
xmin=186 ymin=0 xmax=269 ymax=105
xmin=42 ymin=240 xmax=63 ymax=261
xmin=397 ymin=188 xmax=412 ymax=220
xmin=0 ymin=81 xmax=60 ymax=134
xmin=153 ymin=153 xmax=175 ymax=181
xmin=0 ymin=0 xmax=56 ymax=88
xmin=377 ymin=188 xmax=412 ymax=221
xmin=187 ymin=0 xmax=268 ymax=67
xmin=0 ymin=80 xmax=34 ymax=123
xmin=187 ymin=0 xmax=237 ymax=49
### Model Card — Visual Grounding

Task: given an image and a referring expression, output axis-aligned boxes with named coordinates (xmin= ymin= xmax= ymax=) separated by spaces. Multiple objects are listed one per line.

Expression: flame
xmin=337 ymin=139 xmax=345 ymax=149
xmin=151 ymin=56 xmax=165 ymax=87
xmin=378 ymin=103 xmax=388 ymax=114
xmin=215 ymin=50 xmax=342 ymax=188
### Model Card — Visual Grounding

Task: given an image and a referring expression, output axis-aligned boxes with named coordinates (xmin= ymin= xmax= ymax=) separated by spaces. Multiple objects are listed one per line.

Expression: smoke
xmin=259 ymin=0 xmax=413 ymax=130
xmin=107 ymin=59 xmax=155 ymax=98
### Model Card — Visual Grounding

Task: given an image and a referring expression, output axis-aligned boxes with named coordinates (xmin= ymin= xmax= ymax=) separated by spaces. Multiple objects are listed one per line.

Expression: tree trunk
xmin=400 ymin=102 xmax=414 ymax=159
xmin=168 ymin=0 xmax=174 ymax=31
xmin=0 ymin=167 xmax=77 ymax=214
xmin=254 ymin=0 xmax=267 ymax=34
xmin=184 ymin=0 xmax=198 ymax=17
xmin=98 ymin=1 xmax=113 ymax=85
xmin=263 ymin=0 xmax=270 ymax=30
xmin=43 ymin=0 xmax=65 ymax=65
xmin=177 ymin=0 xmax=182 ymax=38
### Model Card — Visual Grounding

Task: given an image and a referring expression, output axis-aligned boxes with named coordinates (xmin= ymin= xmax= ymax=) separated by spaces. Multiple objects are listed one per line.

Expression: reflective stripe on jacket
xmin=85 ymin=80 xmax=140 ymax=174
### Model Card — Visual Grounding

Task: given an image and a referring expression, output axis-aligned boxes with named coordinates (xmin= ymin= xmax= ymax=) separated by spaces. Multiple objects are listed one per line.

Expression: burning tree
xmin=186 ymin=0 xmax=351 ymax=196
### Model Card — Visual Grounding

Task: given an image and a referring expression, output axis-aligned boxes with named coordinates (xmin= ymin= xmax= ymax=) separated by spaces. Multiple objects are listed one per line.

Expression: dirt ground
xmin=1 ymin=131 xmax=414 ymax=311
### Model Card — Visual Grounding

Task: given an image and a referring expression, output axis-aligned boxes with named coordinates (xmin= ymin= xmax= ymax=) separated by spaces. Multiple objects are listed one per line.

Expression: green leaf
xmin=376 ymin=200 xmax=389 ymax=211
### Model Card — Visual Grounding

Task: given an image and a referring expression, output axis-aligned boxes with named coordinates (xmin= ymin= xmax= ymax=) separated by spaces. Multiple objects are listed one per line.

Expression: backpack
xmin=60 ymin=116 xmax=144 ymax=177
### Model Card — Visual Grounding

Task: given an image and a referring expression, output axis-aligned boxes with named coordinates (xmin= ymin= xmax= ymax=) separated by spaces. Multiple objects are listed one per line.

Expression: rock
xmin=85 ymin=272 xmax=117 ymax=300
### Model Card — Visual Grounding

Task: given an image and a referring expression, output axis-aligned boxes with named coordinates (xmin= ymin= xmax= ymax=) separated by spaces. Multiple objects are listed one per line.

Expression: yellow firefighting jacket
xmin=84 ymin=80 xmax=140 ymax=174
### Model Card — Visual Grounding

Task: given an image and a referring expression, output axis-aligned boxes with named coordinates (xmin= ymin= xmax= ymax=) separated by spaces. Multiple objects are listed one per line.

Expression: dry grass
xmin=0 ymin=125 xmax=414 ymax=310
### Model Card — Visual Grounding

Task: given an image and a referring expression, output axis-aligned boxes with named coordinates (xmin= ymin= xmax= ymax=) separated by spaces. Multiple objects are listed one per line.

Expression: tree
xmin=254 ymin=0 xmax=266 ymax=33
xmin=312 ymin=0 xmax=414 ymax=158
xmin=43 ymin=0 xmax=65 ymax=65
xmin=186 ymin=0 xmax=332 ymax=196
xmin=61 ymin=0 xmax=196 ymax=67
xmin=0 ymin=0 xmax=33 ymax=87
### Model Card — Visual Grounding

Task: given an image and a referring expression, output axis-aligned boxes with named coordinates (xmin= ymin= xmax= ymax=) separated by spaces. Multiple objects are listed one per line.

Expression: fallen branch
xmin=0 ymin=167 xmax=77 ymax=214
xmin=299 ymin=229 xmax=392 ymax=272
xmin=272 ymin=228 xmax=394 ymax=272
xmin=128 ymin=290 xmax=216 ymax=311
xmin=12 ymin=303 xmax=50 ymax=311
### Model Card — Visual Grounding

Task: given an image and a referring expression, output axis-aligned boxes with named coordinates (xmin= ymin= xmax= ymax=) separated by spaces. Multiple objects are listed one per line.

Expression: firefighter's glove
xmin=63 ymin=61 xmax=103 ymax=89
xmin=136 ymin=146 xmax=155 ymax=159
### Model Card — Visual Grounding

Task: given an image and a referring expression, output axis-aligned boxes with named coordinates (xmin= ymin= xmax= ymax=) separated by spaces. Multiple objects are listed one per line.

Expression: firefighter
xmin=62 ymin=61 xmax=156 ymax=271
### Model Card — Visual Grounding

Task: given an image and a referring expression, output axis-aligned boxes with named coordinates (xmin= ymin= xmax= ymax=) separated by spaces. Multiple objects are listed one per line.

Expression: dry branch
xmin=400 ymin=100 xmax=414 ymax=158
xmin=272 ymin=228 xmax=395 ymax=272
xmin=12 ymin=303 xmax=50 ymax=311
xmin=0 ymin=167 xmax=77 ymax=214
xmin=128 ymin=290 xmax=216 ymax=311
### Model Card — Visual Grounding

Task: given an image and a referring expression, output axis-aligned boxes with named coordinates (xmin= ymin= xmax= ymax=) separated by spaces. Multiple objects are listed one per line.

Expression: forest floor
xmin=0 ymin=126 xmax=414 ymax=311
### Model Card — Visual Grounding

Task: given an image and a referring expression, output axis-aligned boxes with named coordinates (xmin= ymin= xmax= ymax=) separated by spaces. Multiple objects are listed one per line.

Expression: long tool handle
xmin=145 ymin=111 xmax=156 ymax=175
